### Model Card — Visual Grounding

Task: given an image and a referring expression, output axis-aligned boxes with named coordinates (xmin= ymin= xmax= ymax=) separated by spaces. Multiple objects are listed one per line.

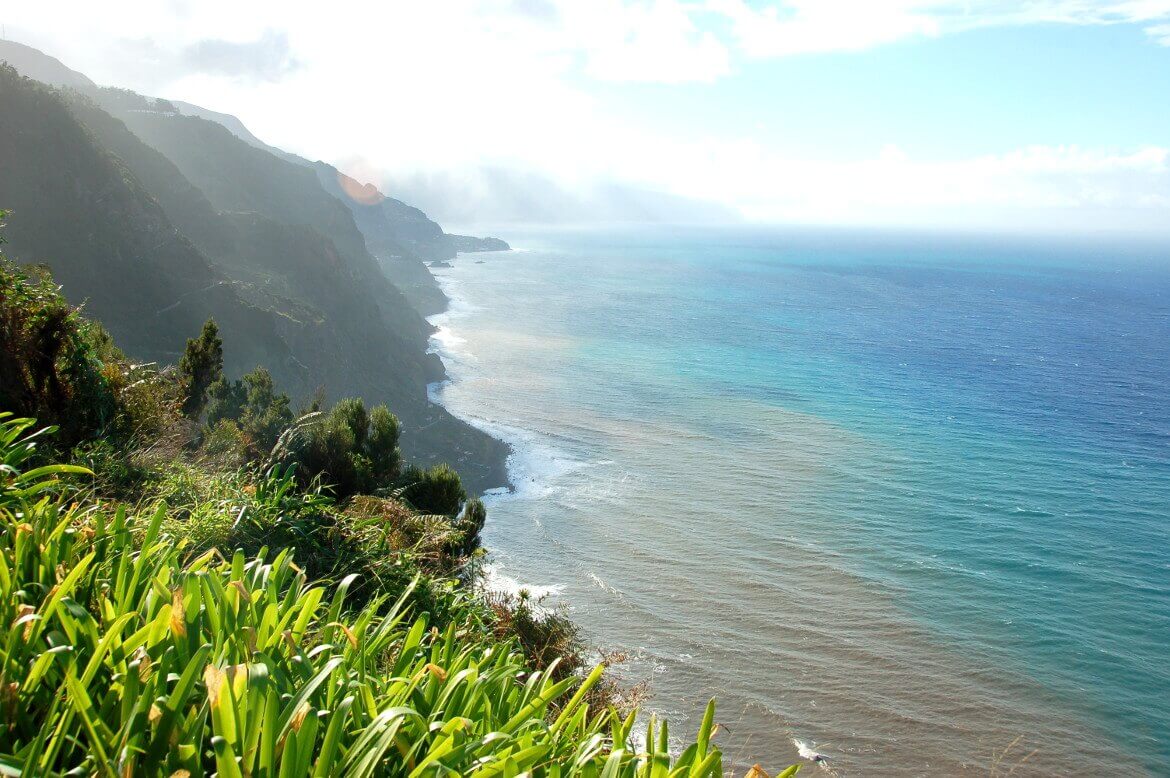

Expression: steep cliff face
xmin=0 ymin=66 xmax=290 ymax=376
xmin=104 ymin=78 xmax=512 ymax=315
xmin=317 ymin=164 xmax=512 ymax=260
xmin=314 ymin=164 xmax=450 ymax=315
xmin=314 ymin=163 xmax=512 ymax=315
xmin=0 ymin=59 xmax=509 ymax=491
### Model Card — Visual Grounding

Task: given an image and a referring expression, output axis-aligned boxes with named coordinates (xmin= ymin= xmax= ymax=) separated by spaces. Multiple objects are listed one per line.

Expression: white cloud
xmin=1146 ymin=22 xmax=1170 ymax=43
xmin=3 ymin=1 xmax=1168 ymax=231
xmin=705 ymin=0 xmax=1170 ymax=58
xmin=683 ymin=143 xmax=1170 ymax=226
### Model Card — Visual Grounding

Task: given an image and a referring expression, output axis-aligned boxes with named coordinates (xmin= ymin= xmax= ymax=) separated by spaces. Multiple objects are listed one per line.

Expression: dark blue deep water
xmin=430 ymin=227 xmax=1170 ymax=775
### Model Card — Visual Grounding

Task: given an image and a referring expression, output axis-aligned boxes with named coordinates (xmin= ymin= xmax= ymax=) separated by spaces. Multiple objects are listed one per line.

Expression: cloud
xmin=181 ymin=30 xmax=299 ymax=82
xmin=561 ymin=0 xmax=730 ymax=82
xmin=690 ymin=144 xmax=1170 ymax=227
xmin=4 ymin=0 xmax=1168 ymax=231
xmin=705 ymin=0 xmax=1170 ymax=58
xmin=1146 ymin=22 xmax=1170 ymax=43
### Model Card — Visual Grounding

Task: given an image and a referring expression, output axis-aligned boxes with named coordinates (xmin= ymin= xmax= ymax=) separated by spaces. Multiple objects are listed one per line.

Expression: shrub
xmin=285 ymin=398 xmax=401 ymax=498
xmin=368 ymin=404 xmax=401 ymax=475
xmin=238 ymin=367 xmax=293 ymax=451
xmin=0 ymin=245 xmax=121 ymax=447
xmin=399 ymin=462 xmax=466 ymax=516
xmin=206 ymin=366 xmax=293 ymax=456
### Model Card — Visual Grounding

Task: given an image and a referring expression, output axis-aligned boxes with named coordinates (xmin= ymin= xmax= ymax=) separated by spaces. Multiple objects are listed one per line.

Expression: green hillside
xmin=0 ymin=61 xmax=507 ymax=492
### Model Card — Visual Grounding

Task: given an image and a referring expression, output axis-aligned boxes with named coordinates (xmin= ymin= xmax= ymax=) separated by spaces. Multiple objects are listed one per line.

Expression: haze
xmin=6 ymin=0 xmax=1170 ymax=232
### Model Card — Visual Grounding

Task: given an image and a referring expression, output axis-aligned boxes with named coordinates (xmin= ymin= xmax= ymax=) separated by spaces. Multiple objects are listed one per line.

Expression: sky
xmin=4 ymin=1 xmax=1170 ymax=231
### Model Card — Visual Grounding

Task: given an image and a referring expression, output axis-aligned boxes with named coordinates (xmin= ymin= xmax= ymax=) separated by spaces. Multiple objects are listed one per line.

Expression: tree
xmin=332 ymin=398 xmax=369 ymax=452
xmin=178 ymin=319 xmax=222 ymax=418
xmin=205 ymin=377 xmax=246 ymax=427
xmin=240 ymin=367 xmax=292 ymax=451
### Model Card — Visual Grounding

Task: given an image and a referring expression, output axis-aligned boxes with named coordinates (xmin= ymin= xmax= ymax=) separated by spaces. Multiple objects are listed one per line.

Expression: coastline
xmin=425 ymin=248 xmax=582 ymax=602
xmin=425 ymin=249 xmax=520 ymax=497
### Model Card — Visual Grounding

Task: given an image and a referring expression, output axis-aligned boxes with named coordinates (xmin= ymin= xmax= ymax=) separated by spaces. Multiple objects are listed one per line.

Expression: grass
xmin=0 ymin=414 xmax=798 ymax=776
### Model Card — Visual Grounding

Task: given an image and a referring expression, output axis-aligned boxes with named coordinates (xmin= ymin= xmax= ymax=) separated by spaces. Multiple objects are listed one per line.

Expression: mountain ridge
xmin=0 ymin=43 xmax=510 ymax=491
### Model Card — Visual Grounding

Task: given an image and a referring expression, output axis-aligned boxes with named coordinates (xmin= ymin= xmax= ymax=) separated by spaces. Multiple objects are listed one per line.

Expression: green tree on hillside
xmin=206 ymin=366 xmax=293 ymax=454
xmin=178 ymin=318 xmax=222 ymax=417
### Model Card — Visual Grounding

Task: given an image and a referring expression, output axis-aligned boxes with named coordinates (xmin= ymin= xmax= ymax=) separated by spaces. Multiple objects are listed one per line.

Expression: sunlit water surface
xmin=427 ymin=226 xmax=1170 ymax=776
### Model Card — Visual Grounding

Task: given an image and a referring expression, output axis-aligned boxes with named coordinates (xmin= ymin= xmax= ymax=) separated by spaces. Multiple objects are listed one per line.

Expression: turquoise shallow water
xmin=428 ymin=226 xmax=1170 ymax=776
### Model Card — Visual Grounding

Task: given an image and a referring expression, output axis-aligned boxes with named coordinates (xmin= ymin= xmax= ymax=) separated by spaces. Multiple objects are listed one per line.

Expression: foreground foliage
xmin=0 ymin=415 xmax=773 ymax=776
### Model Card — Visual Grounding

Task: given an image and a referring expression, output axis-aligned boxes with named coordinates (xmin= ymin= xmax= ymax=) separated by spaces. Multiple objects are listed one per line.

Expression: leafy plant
xmin=0 ymin=413 xmax=91 ymax=500
xmin=281 ymin=398 xmax=402 ymax=498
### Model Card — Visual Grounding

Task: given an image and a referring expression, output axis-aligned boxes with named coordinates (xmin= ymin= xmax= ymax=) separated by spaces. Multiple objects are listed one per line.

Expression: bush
xmin=399 ymin=462 xmax=466 ymax=516
xmin=206 ymin=366 xmax=293 ymax=456
xmin=0 ymin=253 xmax=120 ymax=447
xmin=285 ymin=398 xmax=402 ymax=498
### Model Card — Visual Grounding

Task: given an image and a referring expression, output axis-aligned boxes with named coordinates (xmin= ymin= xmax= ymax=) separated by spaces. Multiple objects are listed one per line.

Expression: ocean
xmin=426 ymin=226 xmax=1170 ymax=776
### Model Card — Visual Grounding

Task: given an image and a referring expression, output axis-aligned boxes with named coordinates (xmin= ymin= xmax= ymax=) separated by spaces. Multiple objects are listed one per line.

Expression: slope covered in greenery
xmin=0 ymin=60 xmax=507 ymax=491
xmin=0 ymin=66 xmax=292 ymax=374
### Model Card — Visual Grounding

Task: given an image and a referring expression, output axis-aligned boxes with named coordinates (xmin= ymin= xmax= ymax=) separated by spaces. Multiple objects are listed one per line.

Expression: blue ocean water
xmin=429 ymin=226 xmax=1170 ymax=775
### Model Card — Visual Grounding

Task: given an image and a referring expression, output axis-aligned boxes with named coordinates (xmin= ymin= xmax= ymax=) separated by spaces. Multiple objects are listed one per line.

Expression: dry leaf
xmin=136 ymin=649 xmax=153 ymax=682
xmin=203 ymin=664 xmax=225 ymax=709
xmin=290 ymin=700 xmax=311 ymax=731
xmin=170 ymin=589 xmax=187 ymax=638
xmin=14 ymin=604 xmax=35 ymax=639
xmin=228 ymin=580 xmax=252 ymax=603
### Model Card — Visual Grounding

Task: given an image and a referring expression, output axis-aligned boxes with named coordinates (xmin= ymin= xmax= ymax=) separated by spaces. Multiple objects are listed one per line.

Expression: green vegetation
xmin=0 ymin=222 xmax=798 ymax=776
xmin=0 ymin=416 xmax=749 ymax=776
xmin=398 ymin=463 xmax=467 ymax=516
xmin=281 ymin=397 xmax=402 ymax=499
xmin=180 ymin=318 xmax=225 ymax=417
xmin=207 ymin=367 xmax=295 ymax=458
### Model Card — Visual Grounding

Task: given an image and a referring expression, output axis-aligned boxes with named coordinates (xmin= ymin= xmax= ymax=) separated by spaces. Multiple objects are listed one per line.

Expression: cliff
xmin=0 ymin=52 xmax=508 ymax=492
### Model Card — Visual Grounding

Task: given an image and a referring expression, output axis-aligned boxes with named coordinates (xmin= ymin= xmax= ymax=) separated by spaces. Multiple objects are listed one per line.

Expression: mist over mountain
xmin=384 ymin=165 xmax=742 ymax=227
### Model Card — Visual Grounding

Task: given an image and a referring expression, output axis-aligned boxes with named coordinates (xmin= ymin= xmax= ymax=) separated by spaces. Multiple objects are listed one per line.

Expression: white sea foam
xmin=427 ymin=269 xmax=593 ymax=505
xmin=794 ymin=739 xmax=832 ymax=769
xmin=478 ymin=562 xmax=565 ymax=601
